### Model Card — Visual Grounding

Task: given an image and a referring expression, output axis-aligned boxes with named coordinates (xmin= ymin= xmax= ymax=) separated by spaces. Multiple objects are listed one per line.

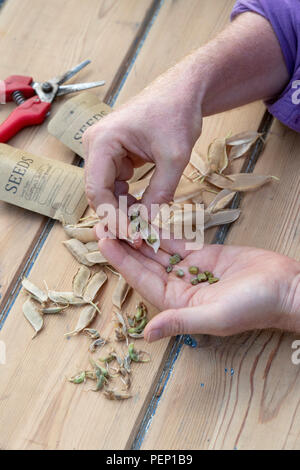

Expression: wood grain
xmin=0 ymin=0 xmax=155 ymax=307
xmin=141 ymin=119 xmax=300 ymax=450
xmin=0 ymin=0 xmax=266 ymax=450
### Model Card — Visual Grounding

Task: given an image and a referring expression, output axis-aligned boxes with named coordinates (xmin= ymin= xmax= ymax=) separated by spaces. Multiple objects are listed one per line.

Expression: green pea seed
xmin=208 ymin=277 xmax=219 ymax=284
xmin=204 ymin=270 xmax=213 ymax=278
xmin=176 ymin=269 xmax=185 ymax=278
xmin=190 ymin=278 xmax=199 ymax=286
xmin=189 ymin=266 xmax=199 ymax=275
xmin=166 ymin=265 xmax=173 ymax=273
xmin=169 ymin=253 xmax=182 ymax=265
xmin=197 ymin=272 xmax=207 ymax=282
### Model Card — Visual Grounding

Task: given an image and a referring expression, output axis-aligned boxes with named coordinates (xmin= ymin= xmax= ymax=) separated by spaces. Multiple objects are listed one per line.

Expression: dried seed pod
xmin=226 ymin=131 xmax=262 ymax=159
xmin=41 ymin=305 xmax=68 ymax=314
xmin=64 ymin=225 xmax=97 ymax=243
xmin=103 ymin=389 xmax=132 ymax=401
xmin=128 ymin=175 xmax=151 ymax=199
xmin=112 ymin=276 xmax=131 ymax=309
xmin=173 ymin=174 xmax=203 ymax=203
xmin=83 ymin=328 xmax=100 ymax=339
xmin=83 ymin=271 xmax=107 ymax=303
xmin=207 ymin=173 xmax=277 ymax=191
xmin=22 ymin=279 xmax=48 ymax=304
xmin=204 ymin=208 xmax=241 ymax=229
xmin=48 ymin=291 xmax=86 ymax=305
xmin=98 ymin=352 xmax=117 ymax=364
xmin=128 ymin=343 xmax=150 ymax=363
xmin=207 ymin=137 xmax=228 ymax=173
xmin=64 ymin=304 xmax=98 ymax=337
xmin=23 ymin=298 xmax=44 ymax=338
xmin=123 ymin=354 xmax=132 ymax=373
xmin=166 ymin=265 xmax=173 ymax=273
xmin=85 ymin=251 xmax=108 ymax=266
xmin=120 ymin=373 xmax=131 ymax=391
xmin=197 ymin=273 xmax=207 ymax=282
xmin=85 ymin=241 xmax=99 ymax=252
xmin=72 ymin=266 xmax=91 ymax=297
xmin=190 ymin=278 xmax=199 ymax=286
xmin=190 ymin=149 xmax=210 ymax=176
xmin=63 ymin=239 xmax=93 ymax=266
xmin=115 ymin=311 xmax=128 ymax=341
xmin=69 ymin=371 xmax=86 ymax=384
xmin=206 ymin=189 xmax=236 ymax=214
xmin=128 ymin=332 xmax=144 ymax=339
xmin=89 ymin=338 xmax=106 ymax=353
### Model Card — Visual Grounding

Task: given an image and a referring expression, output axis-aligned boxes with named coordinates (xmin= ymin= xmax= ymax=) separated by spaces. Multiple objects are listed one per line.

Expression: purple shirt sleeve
xmin=231 ymin=0 xmax=300 ymax=133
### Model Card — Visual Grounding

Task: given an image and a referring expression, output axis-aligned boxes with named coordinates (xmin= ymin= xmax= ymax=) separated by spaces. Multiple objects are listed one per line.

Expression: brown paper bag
xmin=0 ymin=144 xmax=87 ymax=224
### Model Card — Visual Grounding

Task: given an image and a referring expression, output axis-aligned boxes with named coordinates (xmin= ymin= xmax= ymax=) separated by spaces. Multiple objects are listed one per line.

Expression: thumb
xmin=144 ymin=303 xmax=230 ymax=342
xmin=141 ymin=160 xmax=184 ymax=218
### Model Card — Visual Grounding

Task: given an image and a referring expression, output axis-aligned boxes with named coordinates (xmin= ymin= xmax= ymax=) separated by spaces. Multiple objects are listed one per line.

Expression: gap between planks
xmin=0 ymin=0 xmax=163 ymax=325
xmin=128 ymin=110 xmax=274 ymax=449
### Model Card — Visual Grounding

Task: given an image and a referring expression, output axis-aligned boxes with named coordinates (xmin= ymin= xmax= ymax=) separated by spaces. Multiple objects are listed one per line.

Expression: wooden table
xmin=0 ymin=0 xmax=299 ymax=450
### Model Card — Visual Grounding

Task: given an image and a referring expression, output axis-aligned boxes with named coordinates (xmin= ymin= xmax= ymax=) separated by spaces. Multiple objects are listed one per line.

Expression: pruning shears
xmin=0 ymin=60 xmax=105 ymax=142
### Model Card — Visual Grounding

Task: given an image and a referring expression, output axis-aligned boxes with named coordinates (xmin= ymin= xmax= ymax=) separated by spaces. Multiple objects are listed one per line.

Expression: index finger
xmin=85 ymin=136 xmax=127 ymax=212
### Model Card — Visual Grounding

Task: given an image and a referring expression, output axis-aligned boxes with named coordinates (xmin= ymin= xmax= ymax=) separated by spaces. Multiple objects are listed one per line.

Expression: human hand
xmin=98 ymin=238 xmax=300 ymax=340
xmin=83 ymin=64 xmax=203 ymax=217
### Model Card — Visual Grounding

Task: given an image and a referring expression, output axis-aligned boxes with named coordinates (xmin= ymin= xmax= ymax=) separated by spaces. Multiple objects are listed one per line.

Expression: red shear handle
xmin=0 ymin=97 xmax=51 ymax=142
xmin=4 ymin=75 xmax=35 ymax=101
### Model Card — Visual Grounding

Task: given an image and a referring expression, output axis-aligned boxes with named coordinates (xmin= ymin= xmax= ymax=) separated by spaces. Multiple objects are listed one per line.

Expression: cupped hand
xmin=98 ymin=237 xmax=300 ymax=341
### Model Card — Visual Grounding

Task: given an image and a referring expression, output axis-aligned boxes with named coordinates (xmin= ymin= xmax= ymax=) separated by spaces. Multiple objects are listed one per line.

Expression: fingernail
xmin=147 ymin=329 xmax=163 ymax=343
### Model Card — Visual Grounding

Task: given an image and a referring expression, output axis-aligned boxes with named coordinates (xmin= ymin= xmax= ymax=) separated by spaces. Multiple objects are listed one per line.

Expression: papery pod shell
xmin=85 ymin=251 xmax=108 ymax=266
xmin=129 ymin=175 xmax=151 ymax=199
xmin=173 ymin=175 xmax=203 ymax=203
xmin=83 ymin=271 xmax=107 ymax=302
xmin=226 ymin=131 xmax=262 ymax=146
xmin=23 ymin=298 xmax=44 ymax=338
xmin=206 ymin=173 xmax=275 ymax=191
xmin=204 ymin=208 xmax=241 ymax=229
xmin=190 ymin=149 xmax=210 ymax=176
xmin=112 ymin=276 xmax=131 ymax=309
xmin=63 ymin=226 xmax=97 ymax=243
xmin=48 ymin=291 xmax=86 ymax=305
xmin=207 ymin=137 xmax=228 ymax=173
xmin=22 ymin=279 xmax=48 ymax=304
xmin=63 ymin=239 xmax=93 ymax=266
xmin=73 ymin=266 xmax=91 ymax=297
xmin=206 ymin=189 xmax=236 ymax=213
xmin=65 ymin=304 xmax=98 ymax=336
xmin=85 ymin=241 xmax=99 ymax=252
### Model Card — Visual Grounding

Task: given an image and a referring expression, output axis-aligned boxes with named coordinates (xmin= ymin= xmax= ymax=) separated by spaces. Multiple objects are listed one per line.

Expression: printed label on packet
xmin=48 ymin=92 xmax=112 ymax=158
xmin=0 ymin=80 xmax=6 ymax=104
xmin=0 ymin=144 xmax=88 ymax=224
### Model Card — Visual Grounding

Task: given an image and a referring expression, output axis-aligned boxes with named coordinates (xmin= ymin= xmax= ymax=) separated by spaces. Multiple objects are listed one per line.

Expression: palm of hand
xmin=99 ymin=238 xmax=295 ymax=338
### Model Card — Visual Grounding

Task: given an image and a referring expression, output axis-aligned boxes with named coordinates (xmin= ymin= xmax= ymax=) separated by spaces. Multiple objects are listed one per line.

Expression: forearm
xmin=158 ymin=11 xmax=289 ymax=125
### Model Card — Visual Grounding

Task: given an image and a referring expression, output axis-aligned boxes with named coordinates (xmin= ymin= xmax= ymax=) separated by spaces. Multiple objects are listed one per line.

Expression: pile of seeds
xmin=165 ymin=253 xmax=219 ymax=285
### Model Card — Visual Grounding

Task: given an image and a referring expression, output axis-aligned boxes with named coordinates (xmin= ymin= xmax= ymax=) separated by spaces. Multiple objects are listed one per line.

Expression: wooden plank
xmin=0 ymin=0 xmax=265 ymax=450
xmin=0 ymin=0 xmax=155 ymax=308
xmin=141 ymin=119 xmax=300 ymax=450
